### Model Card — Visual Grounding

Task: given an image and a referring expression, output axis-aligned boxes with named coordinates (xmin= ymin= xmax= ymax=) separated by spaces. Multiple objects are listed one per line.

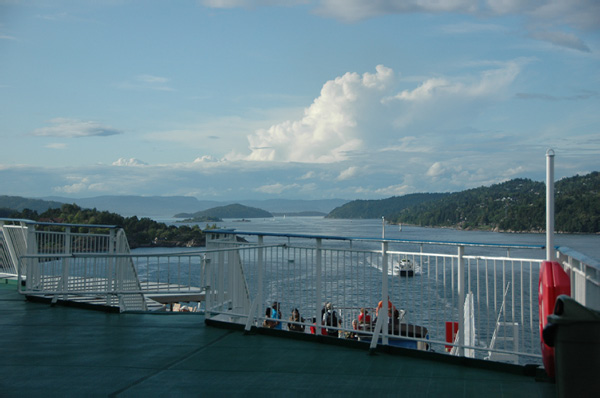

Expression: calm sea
xmin=150 ymin=216 xmax=600 ymax=263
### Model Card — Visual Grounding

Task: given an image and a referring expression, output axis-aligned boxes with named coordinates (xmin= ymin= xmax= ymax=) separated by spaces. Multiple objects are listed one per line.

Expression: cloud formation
xmin=31 ymin=118 xmax=123 ymax=138
xmin=201 ymin=1 xmax=598 ymax=51
xmin=112 ymin=158 xmax=148 ymax=166
xmin=245 ymin=62 xmax=521 ymax=164
xmin=528 ymin=29 xmax=590 ymax=52
xmin=314 ymin=0 xmax=600 ymax=29
xmin=245 ymin=65 xmax=394 ymax=163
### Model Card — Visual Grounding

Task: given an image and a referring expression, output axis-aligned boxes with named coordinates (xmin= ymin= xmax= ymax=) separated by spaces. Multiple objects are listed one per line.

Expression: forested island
xmin=3 ymin=204 xmax=208 ymax=248
xmin=175 ymin=203 xmax=273 ymax=221
xmin=328 ymin=172 xmax=600 ymax=233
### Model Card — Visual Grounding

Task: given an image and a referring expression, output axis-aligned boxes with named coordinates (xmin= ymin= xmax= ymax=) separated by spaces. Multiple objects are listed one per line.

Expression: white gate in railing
xmin=0 ymin=220 xmax=31 ymax=276
xmin=1 ymin=219 xmax=148 ymax=312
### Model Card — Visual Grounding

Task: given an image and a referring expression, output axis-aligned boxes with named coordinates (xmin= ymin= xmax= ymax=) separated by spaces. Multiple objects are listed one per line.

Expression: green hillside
xmin=326 ymin=193 xmax=448 ymax=219
xmin=327 ymin=172 xmax=600 ymax=233
xmin=0 ymin=195 xmax=63 ymax=216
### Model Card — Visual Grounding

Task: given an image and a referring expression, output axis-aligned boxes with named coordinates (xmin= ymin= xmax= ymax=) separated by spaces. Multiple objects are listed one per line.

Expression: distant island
xmin=175 ymin=203 xmax=273 ymax=222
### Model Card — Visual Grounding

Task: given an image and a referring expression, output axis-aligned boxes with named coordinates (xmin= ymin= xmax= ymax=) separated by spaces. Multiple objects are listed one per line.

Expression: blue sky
xmin=1 ymin=0 xmax=599 ymax=201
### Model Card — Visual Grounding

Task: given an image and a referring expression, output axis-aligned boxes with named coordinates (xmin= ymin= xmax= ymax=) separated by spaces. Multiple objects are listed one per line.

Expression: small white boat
xmin=394 ymin=258 xmax=414 ymax=277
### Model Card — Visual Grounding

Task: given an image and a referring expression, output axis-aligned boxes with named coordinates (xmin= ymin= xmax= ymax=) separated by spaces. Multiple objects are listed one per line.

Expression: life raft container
xmin=538 ymin=261 xmax=571 ymax=378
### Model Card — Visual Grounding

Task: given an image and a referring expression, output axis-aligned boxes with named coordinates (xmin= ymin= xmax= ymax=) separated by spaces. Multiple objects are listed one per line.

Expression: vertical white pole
xmin=257 ymin=235 xmax=264 ymax=322
xmin=457 ymin=245 xmax=465 ymax=356
xmin=381 ymin=241 xmax=389 ymax=345
xmin=546 ymin=149 xmax=555 ymax=261
xmin=62 ymin=227 xmax=72 ymax=300
xmin=315 ymin=238 xmax=322 ymax=327
xmin=371 ymin=241 xmax=390 ymax=349
xmin=108 ymin=229 xmax=115 ymax=306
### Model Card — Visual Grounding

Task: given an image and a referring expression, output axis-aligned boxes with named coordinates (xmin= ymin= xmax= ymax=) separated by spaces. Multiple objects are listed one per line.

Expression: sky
xmin=1 ymin=0 xmax=599 ymax=201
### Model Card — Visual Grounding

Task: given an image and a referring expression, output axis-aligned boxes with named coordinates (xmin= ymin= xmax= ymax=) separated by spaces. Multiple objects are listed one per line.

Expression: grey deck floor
xmin=0 ymin=280 xmax=555 ymax=397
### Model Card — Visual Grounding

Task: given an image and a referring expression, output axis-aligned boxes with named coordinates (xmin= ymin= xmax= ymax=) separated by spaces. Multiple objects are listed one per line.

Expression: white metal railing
xmin=18 ymin=250 xmax=214 ymax=312
xmin=10 ymin=221 xmax=276 ymax=313
xmin=556 ymin=246 xmax=600 ymax=311
xmin=0 ymin=219 xmax=147 ymax=312
xmin=204 ymin=230 xmax=549 ymax=365
xmin=3 ymin=219 xmax=599 ymax=365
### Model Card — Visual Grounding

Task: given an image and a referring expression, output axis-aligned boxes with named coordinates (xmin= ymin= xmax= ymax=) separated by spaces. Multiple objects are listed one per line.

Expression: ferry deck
xmin=1 ymin=279 xmax=555 ymax=397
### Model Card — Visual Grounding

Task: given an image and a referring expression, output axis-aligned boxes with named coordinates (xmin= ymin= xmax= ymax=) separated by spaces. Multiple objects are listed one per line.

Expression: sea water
xmin=151 ymin=216 xmax=599 ymax=262
xmin=135 ymin=216 xmax=598 ymax=362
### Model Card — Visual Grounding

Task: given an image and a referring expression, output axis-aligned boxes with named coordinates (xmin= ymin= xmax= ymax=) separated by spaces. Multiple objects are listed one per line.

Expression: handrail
xmin=0 ymin=218 xmax=120 ymax=229
xmin=208 ymin=229 xmax=545 ymax=250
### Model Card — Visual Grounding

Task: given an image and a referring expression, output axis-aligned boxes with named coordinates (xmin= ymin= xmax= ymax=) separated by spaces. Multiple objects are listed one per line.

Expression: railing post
xmin=315 ymin=238 xmax=322 ymax=328
xmin=457 ymin=245 xmax=465 ymax=356
xmin=61 ymin=227 xmax=72 ymax=301
xmin=370 ymin=240 xmax=390 ymax=349
xmin=26 ymin=224 xmax=38 ymax=289
xmin=381 ymin=240 xmax=389 ymax=345
xmin=257 ymin=235 xmax=264 ymax=326
xmin=203 ymin=254 xmax=212 ymax=314
xmin=107 ymin=229 xmax=115 ymax=307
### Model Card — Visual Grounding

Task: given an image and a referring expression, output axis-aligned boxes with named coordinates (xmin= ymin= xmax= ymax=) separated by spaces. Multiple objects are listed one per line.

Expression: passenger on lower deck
xmin=322 ymin=302 xmax=341 ymax=337
xmin=288 ymin=308 xmax=305 ymax=332
xmin=357 ymin=307 xmax=373 ymax=331
xmin=376 ymin=297 xmax=398 ymax=319
xmin=262 ymin=301 xmax=282 ymax=329
xmin=376 ymin=297 xmax=403 ymax=334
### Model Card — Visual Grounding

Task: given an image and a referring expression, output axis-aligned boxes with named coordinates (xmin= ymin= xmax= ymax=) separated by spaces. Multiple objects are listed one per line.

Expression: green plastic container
xmin=544 ymin=295 xmax=600 ymax=398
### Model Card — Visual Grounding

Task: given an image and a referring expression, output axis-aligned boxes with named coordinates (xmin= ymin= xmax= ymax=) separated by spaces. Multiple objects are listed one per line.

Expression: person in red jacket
xmin=376 ymin=297 xmax=397 ymax=318
xmin=357 ymin=307 xmax=372 ymax=331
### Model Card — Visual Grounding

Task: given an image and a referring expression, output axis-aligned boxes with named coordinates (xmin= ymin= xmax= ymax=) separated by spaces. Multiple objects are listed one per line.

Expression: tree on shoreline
xmin=5 ymin=204 xmax=206 ymax=248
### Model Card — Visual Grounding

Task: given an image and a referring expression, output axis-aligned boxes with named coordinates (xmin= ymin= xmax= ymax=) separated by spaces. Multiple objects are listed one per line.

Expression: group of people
xmin=262 ymin=301 xmax=306 ymax=332
xmin=262 ymin=301 xmax=340 ymax=335
xmin=262 ymin=298 xmax=400 ymax=338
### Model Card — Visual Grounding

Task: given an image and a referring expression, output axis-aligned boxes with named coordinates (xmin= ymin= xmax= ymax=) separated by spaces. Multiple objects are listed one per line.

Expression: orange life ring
xmin=538 ymin=261 xmax=570 ymax=378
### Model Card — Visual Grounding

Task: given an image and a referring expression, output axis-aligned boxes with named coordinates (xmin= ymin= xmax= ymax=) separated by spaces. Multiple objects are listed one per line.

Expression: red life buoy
xmin=538 ymin=261 xmax=570 ymax=378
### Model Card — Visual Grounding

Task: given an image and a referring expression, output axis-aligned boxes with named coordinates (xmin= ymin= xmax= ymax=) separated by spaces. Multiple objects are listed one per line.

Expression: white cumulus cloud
xmin=112 ymin=158 xmax=148 ymax=166
xmin=336 ymin=166 xmax=359 ymax=181
xmin=193 ymin=155 xmax=222 ymax=163
xmin=243 ymin=62 xmax=524 ymax=165
xmin=246 ymin=65 xmax=394 ymax=163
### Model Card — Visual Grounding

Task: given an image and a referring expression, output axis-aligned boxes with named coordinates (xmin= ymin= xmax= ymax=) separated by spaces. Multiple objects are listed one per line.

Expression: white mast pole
xmin=546 ymin=149 xmax=555 ymax=261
